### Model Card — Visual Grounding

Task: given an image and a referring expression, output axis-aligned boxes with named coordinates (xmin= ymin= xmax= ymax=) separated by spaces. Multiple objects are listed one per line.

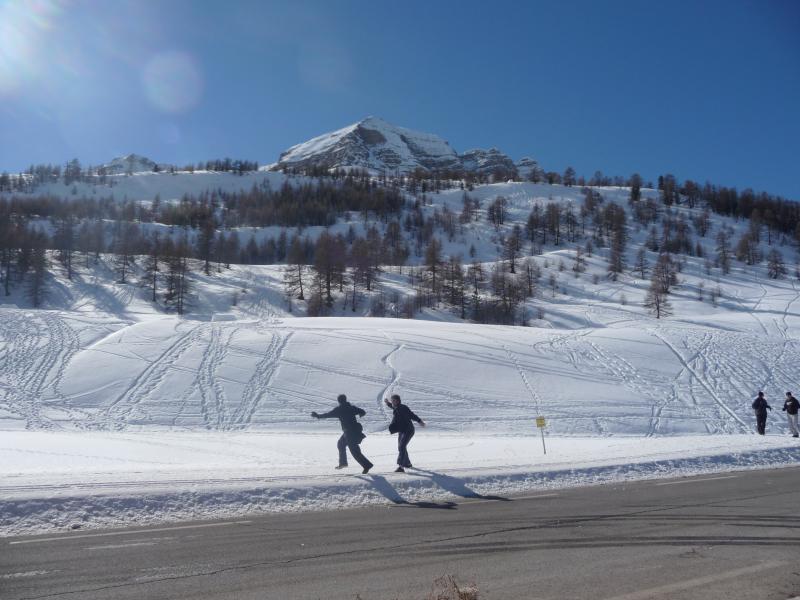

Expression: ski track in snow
xmin=99 ymin=324 xmax=202 ymax=429
xmin=0 ymin=312 xmax=84 ymax=429
xmin=651 ymin=329 xmax=749 ymax=432
xmin=230 ymin=329 xmax=292 ymax=429
xmin=376 ymin=330 xmax=402 ymax=423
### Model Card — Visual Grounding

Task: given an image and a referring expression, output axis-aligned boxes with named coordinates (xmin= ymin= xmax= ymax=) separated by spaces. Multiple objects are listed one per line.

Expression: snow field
xmin=3 ymin=176 xmax=800 ymax=535
xmin=3 ymin=312 xmax=798 ymax=436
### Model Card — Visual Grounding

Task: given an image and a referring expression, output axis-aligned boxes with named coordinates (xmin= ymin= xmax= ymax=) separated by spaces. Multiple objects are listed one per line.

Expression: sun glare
xmin=0 ymin=0 xmax=63 ymax=96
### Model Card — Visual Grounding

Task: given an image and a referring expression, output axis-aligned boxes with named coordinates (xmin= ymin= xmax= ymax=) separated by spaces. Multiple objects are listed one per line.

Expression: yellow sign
xmin=536 ymin=416 xmax=546 ymax=428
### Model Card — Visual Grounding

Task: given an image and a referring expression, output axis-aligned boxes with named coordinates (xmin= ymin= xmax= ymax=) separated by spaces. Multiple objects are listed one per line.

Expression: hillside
xmin=3 ymin=125 xmax=800 ymax=534
xmin=1 ymin=200 xmax=798 ymax=436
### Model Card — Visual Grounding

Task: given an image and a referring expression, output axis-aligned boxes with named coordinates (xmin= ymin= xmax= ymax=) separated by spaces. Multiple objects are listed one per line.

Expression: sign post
xmin=536 ymin=416 xmax=546 ymax=454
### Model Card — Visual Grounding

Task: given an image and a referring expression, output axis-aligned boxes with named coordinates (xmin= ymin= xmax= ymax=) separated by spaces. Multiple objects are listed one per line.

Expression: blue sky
xmin=1 ymin=0 xmax=798 ymax=197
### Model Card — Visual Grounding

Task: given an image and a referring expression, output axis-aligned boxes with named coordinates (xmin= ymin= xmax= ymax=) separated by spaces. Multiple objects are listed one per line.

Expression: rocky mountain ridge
xmin=272 ymin=117 xmax=538 ymax=177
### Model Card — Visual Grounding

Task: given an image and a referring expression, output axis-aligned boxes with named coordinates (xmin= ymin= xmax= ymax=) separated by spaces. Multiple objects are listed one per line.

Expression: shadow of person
xmin=355 ymin=474 xmax=404 ymax=503
xmin=354 ymin=474 xmax=458 ymax=509
xmin=411 ymin=468 xmax=511 ymax=502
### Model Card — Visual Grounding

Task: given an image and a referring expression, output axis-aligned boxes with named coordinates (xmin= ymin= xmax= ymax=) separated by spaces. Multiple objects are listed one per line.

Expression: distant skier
xmin=752 ymin=391 xmax=772 ymax=435
xmin=782 ymin=391 xmax=799 ymax=438
xmin=385 ymin=394 xmax=425 ymax=472
xmin=312 ymin=394 xmax=373 ymax=474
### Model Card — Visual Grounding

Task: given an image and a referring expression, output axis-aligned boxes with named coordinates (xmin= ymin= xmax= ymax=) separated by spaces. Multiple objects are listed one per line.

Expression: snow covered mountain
xmin=460 ymin=147 xmax=516 ymax=175
xmin=100 ymin=153 xmax=162 ymax=175
xmin=515 ymin=157 xmax=545 ymax=180
xmin=273 ymin=117 xmax=534 ymax=176
xmin=274 ymin=117 xmax=461 ymax=173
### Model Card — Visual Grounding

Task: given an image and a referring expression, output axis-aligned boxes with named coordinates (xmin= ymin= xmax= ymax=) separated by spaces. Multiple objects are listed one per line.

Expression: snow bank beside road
xmin=2 ymin=432 xmax=798 ymax=537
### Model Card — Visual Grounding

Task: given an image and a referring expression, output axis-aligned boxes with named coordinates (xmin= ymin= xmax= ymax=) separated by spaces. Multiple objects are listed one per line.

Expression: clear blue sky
xmin=1 ymin=0 xmax=798 ymax=198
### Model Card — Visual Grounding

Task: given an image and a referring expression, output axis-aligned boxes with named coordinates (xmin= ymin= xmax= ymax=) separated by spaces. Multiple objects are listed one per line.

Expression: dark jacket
xmin=752 ymin=397 xmax=772 ymax=414
xmin=388 ymin=404 xmax=422 ymax=434
xmin=783 ymin=397 xmax=799 ymax=415
xmin=317 ymin=402 xmax=367 ymax=442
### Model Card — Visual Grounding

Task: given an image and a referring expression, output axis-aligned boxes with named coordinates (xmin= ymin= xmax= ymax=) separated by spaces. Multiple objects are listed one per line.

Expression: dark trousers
xmin=397 ymin=429 xmax=415 ymax=467
xmin=337 ymin=434 xmax=373 ymax=470
xmin=756 ymin=413 xmax=767 ymax=435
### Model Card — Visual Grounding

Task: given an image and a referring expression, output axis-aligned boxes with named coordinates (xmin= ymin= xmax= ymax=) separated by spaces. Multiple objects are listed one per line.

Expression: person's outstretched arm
xmin=313 ymin=408 xmax=339 ymax=419
xmin=408 ymin=406 xmax=425 ymax=427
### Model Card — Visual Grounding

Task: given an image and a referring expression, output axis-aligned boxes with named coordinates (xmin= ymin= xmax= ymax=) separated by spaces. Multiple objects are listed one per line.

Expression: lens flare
xmin=142 ymin=51 xmax=203 ymax=113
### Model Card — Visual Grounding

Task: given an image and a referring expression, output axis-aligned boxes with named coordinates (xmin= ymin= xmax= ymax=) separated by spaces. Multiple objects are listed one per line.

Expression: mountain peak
xmin=102 ymin=154 xmax=158 ymax=175
xmin=275 ymin=117 xmax=460 ymax=173
xmin=273 ymin=118 xmax=539 ymax=177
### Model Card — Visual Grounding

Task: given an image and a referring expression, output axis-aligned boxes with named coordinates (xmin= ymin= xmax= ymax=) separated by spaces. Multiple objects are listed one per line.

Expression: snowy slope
xmin=3 ymin=172 xmax=800 ymax=534
xmin=6 ymin=169 xmax=290 ymax=202
xmin=3 ymin=295 xmax=799 ymax=436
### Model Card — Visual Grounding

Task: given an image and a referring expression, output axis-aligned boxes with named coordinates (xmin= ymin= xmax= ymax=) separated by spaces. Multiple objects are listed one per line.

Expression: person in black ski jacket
xmin=782 ymin=391 xmax=799 ymax=437
xmin=384 ymin=394 xmax=425 ymax=472
xmin=752 ymin=391 xmax=772 ymax=435
xmin=312 ymin=394 xmax=373 ymax=473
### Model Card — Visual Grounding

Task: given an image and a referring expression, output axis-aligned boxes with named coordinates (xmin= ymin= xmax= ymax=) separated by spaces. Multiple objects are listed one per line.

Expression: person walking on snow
xmin=312 ymin=394 xmax=373 ymax=474
xmin=782 ymin=391 xmax=799 ymax=437
xmin=752 ymin=391 xmax=772 ymax=435
xmin=385 ymin=394 xmax=425 ymax=472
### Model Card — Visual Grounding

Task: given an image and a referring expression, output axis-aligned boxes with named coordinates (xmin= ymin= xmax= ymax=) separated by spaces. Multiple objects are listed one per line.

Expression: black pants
xmin=337 ymin=434 xmax=373 ymax=470
xmin=756 ymin=413 xmax=767 ymax=435
xmin=397 ymin=428 xmax=415 ymax=467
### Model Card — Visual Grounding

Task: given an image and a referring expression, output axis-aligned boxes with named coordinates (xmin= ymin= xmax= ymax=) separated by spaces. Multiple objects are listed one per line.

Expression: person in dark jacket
xmin=752 ymin=391 xmax=772 ymax=435
xmin=312 ymin=394 xmax=373 ymax=473
xmin=384 ymin=394 xmax=425 ymax=472
xmin=782 ymin=391 xmax=799 ymax=437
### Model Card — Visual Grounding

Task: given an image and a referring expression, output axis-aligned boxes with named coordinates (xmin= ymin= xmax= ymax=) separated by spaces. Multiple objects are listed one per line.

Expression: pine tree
xmin=284 ymin=236 xmax=307 ymax=301
xmin=142 ymin=233 xmax=162 ymax=303
xmin=424 ymin=237 xmax=443 ymax=302
xmin=572 ymin=246 xmax=586 ymax=275
xmin=113 ymin=221 xmax=138 ymax=283
xmin=197 ymin=218 xmax=216 ymax=276
xmin=653 ymin=253 xmax=677 ymax=294
xmin=563 ymin=166 xmax=576 ymax=187
xmin=767 ymin=249 xmax=786 ymax=279
xmin=503 ymin=225 xmax=523 ymax=274
xmin=0 ymin=212 xmax=16 ymax=296
xmin=164 ymin=238 xmax=191 ymax=315
xmin=26 ymin=238 xmax=48 ymax=308
xmin=715 ymin=230 xmax=731 ymax=274
xmin=628 ymin=173 xmax=642 ymax=205
xmin=466 ymin=261 xmax=485 ymax=322
xmin=54 ymin=216 xmax=76 ymax=280
xmin=313 ymin=232 xmax=346 ymax=307
xmin=521 ymin=257 xmax=538 ymax=297
xmin=441 ymin=255 xmax=465 ymax=317
xmin=643 ymin=278 xmax=672 ymax=319
xmin=634 ymin=247 xmax=648 ymax=279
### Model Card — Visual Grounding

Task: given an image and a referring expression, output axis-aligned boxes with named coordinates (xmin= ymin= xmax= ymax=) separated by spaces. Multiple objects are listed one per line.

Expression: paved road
xmin=3 ymin=467 xmax=800 ymax=600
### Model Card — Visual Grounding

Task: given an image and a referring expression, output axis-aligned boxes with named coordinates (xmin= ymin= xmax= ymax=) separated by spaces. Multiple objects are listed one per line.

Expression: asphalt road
xmin=3 ymin=467 xmax=800 ymax=600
